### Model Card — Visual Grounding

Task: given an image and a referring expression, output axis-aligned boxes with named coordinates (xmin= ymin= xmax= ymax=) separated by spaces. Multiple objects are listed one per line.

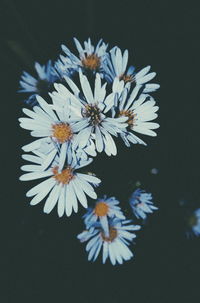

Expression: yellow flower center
xmin=101 ymin=227 xmax=118 ymax=242
xmin=82 ymin=104 xmax=102 ymax=125
xmin=52 ymin=166 xmax=74 ymax=184
xmin=118 ymin=109 xmax=136 ymax=127
xmin=82 ymin=54 xmax=101 ymax=71
xmin=52 ymin=123 xmax=73 ymax=143
xmin=94 ymin=201 xmax=109 ymax=217
xmin=119 ymin=74 xmax=134 ymax=83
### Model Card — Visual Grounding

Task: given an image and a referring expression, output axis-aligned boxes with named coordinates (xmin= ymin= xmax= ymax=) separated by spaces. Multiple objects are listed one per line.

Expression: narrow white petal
xmin=57 ymin=186 xmax=66 ymax=217
xmin=20 ymin=171 xmax=53 ymax=181
xmin=26 ymin=178 xmax=56 ymax=197
xmin=43 ymin=183 xmax=62 ymax=214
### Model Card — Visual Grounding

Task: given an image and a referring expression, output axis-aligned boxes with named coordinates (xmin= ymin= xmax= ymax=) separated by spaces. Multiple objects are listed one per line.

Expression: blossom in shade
xmin=77 ymin=218 xmax=141 ymax=265
xmin=111 ymin=80 xmax=159 ymax=147
xmin=50 ymin=71 xmax=128 ymax=156
xmin=129 ymin=188 xmax=158 ymax=219
xmin=56 ymin=37 xmax=108 ymax=76
xmin=83 ymin=196 xmax=125 ymax=236
xmin=103 ymin=46 xmax=160 ymax=93
xmin=20 ymin=146 xmax=101 ymax=217
xmin=186 ymin=208 xmax=200 ymax=238
xmin=19 ymin=61 xmax=59 ymax=105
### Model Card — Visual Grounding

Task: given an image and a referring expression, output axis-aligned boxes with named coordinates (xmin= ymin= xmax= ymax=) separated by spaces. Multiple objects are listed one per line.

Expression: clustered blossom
xmin=18 ymin=37 xmax=160 ymax=265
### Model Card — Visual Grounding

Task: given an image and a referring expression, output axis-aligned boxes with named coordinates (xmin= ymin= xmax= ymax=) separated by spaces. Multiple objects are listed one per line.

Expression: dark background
xmin=1 ymin=0 xmax=200 ymax=302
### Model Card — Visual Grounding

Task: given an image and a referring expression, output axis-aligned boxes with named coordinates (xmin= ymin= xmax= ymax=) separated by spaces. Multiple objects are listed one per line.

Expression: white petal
xmin=43 ymin=183 xmax=62 ymax=214
xmin=57 ymin=186 xmax=66 ymax=217
xmin=76 ymin=173 xmax=101 ymax=184
xmin=71 ymin=179 xmax=88 ymax=208
xmin=26 ymin=178 xmax=56 ymax=197
xmin=20 ymin=171 xmax=53 ymax=181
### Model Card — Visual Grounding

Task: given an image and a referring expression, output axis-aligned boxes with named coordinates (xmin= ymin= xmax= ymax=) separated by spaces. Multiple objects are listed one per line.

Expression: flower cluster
xmin=78 ymin=192 xmax=157 ymax=264
xmin=18 ymin=38 xmax=159 ymax=264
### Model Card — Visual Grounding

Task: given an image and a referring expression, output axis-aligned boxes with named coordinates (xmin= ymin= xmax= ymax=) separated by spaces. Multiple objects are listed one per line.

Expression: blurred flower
xmin=20 ymin=148 xmax=101 ymax=217
xmin=129 ymin=188 xmax=158 ymax=219
xmin=186 ymin=208 xmax=200 ymax=237
xmin=77 ymin=218 xmax=141 ymax=265
xmin=150 ymin=168 xmax=159 ymax=175
xmin=19 ymin=61 xmax=59 ymax=105
xmin=83 ymin=195 xmax=125 ymax=236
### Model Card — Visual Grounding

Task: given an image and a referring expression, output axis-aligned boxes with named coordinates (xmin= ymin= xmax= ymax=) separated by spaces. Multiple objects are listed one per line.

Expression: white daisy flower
xmin=50 ymin=71 xmax=128 ymax=156
xmin=83 ymin=195 xmax=125 ymax=236
xmin=20 ymin=147 xmax=101 ymax=217
xmin=19 ymin=94 xmax=97 ymax=167
xmin=19 ymin=61 xmax=59 ymax=105
xmin=103 ymin=46 xmax=160 ymax=93
xmin=186 ymin=209 xmax=200 ymax=238
xmin=56 ymin=37 xmax=108 ymax=76
xmin=129 ymin=188 xmax=158 ymax=220
xmin=77 ymin=218 xmax=141 ymax=265
xmin=112 ymin=82 xmax=159 ymax=147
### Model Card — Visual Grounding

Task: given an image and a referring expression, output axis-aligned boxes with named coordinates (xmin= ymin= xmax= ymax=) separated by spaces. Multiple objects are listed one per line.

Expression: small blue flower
xmin=186 ymin=208 xmax=200 ymax=238
xmin=19 ymin=60 xmax=59 ymax=105
xmin=129 ymin=188 xmax=158 ymax=219
xmin=77 ymin=217 xmax=141 ymax=265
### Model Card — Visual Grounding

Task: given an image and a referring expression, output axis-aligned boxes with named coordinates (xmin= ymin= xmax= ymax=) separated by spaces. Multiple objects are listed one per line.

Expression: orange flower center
xmin=52 ymin=123 xmax=73 ymax=143
xmin=101 ymin=227 xmax=118 ymax=242
xmin=82 ymin=104 xmax=101 ymax=125
xmin=82 ymin=54 xmax=101 ymax=70
xmin=119 ymin=74 xmax=134 ymax=83
xmin=118 ymin=109 xmax=136 ymax=127
xmin=52 ymin=166 xmax=74 ymax=184
xmin=94 ymin=202 xmax=109 ymax=217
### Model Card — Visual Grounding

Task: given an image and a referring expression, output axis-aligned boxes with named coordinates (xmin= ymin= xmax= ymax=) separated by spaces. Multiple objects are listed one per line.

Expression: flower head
xmin=50 ymin=71 xmax=128 ymax=156
xmin=112 ymin=81 xmax=159 ymax=146
xmin=129 ymin=188 xmax=158 ymax=219
xmin=103 ymin=46 xmax=160 ymax=93
xmin=20 ymin=146 xmax=101 ymax=217
xmin=77 ymin=218 xmax=141 ymax=265
xmin=56 ymin=37 xmax=108 ymax=76
xmin=19 ymin=94 xmax=97 ymax=167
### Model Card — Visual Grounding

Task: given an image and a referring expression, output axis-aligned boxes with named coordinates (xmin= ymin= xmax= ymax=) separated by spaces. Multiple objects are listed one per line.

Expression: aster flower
xmin=129 ymin=188 xmax=158 ymax=219
xmin=103 ymin=46 xmax=160 ymax=93
xmin=20 ymin=147 xmax=101 ymax=217
xmin=112 ymin=81 xmax=159 ymax=147
xmin=19 ymin=61 xmax=59 ymax=105
xmin=185 ymin=208 xmax=200 ymax=238
xmin=83 ymin=195 xmax=125 ymax=236
xmin=50 ymin=71 xmax=128 ymax=156
xmin=77 ymin=218 xmax=141 ymax=265
xmin=56 ymin=37 xmax=108 ymax=76
xmin=19 ymin=94 xmax=97 ymax=167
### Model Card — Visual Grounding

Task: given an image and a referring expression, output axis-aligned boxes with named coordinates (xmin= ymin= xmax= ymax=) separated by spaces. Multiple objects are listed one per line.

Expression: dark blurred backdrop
xmin=1 ymin=0 xmax=200 ymax=302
